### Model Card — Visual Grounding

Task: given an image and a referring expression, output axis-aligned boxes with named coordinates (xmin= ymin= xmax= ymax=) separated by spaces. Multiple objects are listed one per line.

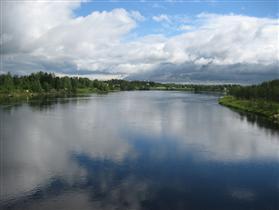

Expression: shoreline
xmin=0 ymin=88 xmax=223 ymax=105
xmin=4 ymin=91 xmax=279 ymax=127
xmin=219 ymin=96 xmax=279 ymax=126
xmin=0 ymin=89 xmax=113 ymax=105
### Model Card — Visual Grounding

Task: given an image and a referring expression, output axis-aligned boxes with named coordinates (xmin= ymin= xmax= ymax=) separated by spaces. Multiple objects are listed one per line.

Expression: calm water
xmin=0 ymin=91 xmax=278 ymax=210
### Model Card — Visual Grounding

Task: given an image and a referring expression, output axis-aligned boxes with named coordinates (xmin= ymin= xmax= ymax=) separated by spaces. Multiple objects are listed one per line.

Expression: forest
xmin=0 ymin=72 xmax=234 ymax=95
xmin=219 ymin=79 xmax=279 ymax=125
xmin=228 ymin=80 xmax=279 ymax=102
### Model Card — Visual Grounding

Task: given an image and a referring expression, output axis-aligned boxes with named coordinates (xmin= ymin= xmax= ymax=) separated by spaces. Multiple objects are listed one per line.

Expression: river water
xmin=0 ymin=91 xmax=278 ymax=210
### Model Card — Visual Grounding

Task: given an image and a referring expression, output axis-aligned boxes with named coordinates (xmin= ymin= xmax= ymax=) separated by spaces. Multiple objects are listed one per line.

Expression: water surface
xmin=0 ymin=91 xmax=278 ymax=210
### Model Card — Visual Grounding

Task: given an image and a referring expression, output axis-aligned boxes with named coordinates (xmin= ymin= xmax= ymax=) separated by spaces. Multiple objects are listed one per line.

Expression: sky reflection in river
xmin=0 ymin=91 xmax=278 ymax=210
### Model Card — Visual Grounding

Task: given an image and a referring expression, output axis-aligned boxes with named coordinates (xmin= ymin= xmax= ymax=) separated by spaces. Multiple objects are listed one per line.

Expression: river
xmin=0 ymin=91 xmax=278 ymax=210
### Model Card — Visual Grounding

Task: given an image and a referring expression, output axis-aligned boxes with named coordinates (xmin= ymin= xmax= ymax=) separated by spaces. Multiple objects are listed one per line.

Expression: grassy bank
xmin=219 ymin=96 xmax=279 ymax=125
xmin=0 ymin=88 xmax=110 ymax=105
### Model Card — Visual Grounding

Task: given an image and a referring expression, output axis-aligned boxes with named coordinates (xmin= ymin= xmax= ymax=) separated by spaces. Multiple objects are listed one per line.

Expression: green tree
xmin=1 ymin=73 xmax=14 ymax=92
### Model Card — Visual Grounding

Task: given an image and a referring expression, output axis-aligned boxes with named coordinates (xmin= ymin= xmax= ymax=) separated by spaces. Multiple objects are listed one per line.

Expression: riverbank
xmin=0 ymin=86 xmax=225 ymax=105
xmin=219 ymin=96 xmax=279 ymax=125
xmin=0 ymin=88 xmax=111 ymax=105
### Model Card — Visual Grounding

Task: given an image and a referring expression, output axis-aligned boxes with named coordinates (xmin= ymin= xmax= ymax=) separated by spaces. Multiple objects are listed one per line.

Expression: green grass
xmin=219 ymin=96 xmax=279 ymax=125
xmin=0 ymin=88 xmax=115 ymax=105
xmin=76 ymin=88 xmax=98 ymax=94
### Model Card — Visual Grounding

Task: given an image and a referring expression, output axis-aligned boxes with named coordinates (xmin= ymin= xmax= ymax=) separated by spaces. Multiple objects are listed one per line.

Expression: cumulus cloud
xmin=1 ymin=1 xmax=278 ymax=82
xmin=1 ymin=0 xmax=82 ymax=54
xmin=159 ymin=14 xmax=279 ymax=70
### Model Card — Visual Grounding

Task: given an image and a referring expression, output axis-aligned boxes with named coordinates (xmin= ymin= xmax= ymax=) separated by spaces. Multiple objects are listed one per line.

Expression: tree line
xmin=228 ymin=80 xmax=279 ymax=102
xmin=0 ymin=72 xmax=166 ymax=93
xmin=0 ymin=71 xmax=251 ymax=95
xmin=0 ymin=72 xmax=112 ymax=93
xmin=0 ymin=72 xmax=236 ymax=94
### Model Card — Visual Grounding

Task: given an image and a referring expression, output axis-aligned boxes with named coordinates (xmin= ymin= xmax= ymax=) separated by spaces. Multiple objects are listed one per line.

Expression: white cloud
xmin=168 ymin=13 xmax=279 ymax=65
xmin=1 ymin=1 xmax=278 ymax=81
xmin=152 ymin=14 xmax=171 ymax=23
xmin=1 ymin=0 xmax=82 ymax=54
xmin=152 ymin=14 xmax=190 ymax=25
xmin=130 ymin=10 xmax=146 ymax=21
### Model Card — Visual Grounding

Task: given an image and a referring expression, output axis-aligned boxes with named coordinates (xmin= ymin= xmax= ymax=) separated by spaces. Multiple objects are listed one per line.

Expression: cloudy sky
xmin=1 ymin=0 xmax=278 ymax=83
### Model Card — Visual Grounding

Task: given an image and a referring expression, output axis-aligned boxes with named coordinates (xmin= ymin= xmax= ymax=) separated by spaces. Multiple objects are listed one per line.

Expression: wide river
xmin=0 ymin=91 xmax=278 ymax=210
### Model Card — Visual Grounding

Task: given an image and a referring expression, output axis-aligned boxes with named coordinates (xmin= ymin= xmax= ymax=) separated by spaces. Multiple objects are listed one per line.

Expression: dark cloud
xmin=2 ymin=54 xmax=124 ymax=77
xmin=126 ymin=62 xmax=279 ymax=84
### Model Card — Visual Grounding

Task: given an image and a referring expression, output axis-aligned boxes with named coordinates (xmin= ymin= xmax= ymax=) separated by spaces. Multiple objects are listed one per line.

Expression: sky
xmin=1 ymin=0 xmax=279 ymax=83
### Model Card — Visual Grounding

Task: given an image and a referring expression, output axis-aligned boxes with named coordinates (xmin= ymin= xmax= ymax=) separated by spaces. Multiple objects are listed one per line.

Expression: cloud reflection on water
xmin=0 ymin=91 xmax=278 ymax=209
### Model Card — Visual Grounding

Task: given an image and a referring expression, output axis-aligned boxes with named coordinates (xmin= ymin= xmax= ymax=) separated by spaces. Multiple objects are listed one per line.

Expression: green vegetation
xmin=1 ymin=72 xmax=278 ymax=125
xmin=219 ymin=80 xmax=279 ymax=125
xmin=227 ymin=80 xmax=279 ymax=102
xmin=0 ymin=72 xmax=111 ymax=95
xmin=0 ymin=72 xmax=234 ymax=101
